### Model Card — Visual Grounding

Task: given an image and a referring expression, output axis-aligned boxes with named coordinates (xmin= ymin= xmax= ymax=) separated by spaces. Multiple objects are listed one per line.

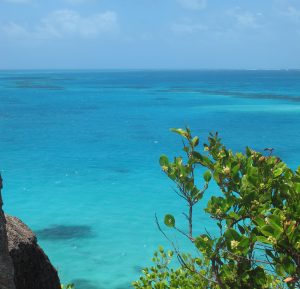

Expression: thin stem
xmin=155 ymin=213 xmax=218 ymax=286
xmin=176 ymin=253 xmax=218 ymax=285
xmin=174 ymin=226 xmax=194 ymax=242
xmin=223 ymin=249 xmax=274 ymax=265
xmin=188 ymin=201 xmax=193 ymax=238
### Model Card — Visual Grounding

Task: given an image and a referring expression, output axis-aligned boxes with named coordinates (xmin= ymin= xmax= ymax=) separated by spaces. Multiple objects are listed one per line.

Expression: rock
xmin=6 ymin=215 xmax=61 ymax=289
xmin=0 ymin=175 xmax=60 ymax=289
xmin=0 ymin=176 xmax=16 ymax=289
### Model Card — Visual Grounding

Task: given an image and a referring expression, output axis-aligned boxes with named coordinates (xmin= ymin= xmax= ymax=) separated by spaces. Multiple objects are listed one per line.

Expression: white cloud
xmin=65 ymin=0 xmax=94 ymax=4
xmin=171 ymin=22 xmax=207 ymax=34
xmin=40 ymin=10 xmax=118 ymax=38
xmin=2 ymin=0 xmax=31 ymax=3
xmin=228 ymin=7 xmax=262 ymax=29
xmin=1 ymin=22 xmax=30 ymax=37
xmin=1 ymin=9 xmax=119 ymax=40
xmin=236 ymin=12 xmax=258 ymax=27
xmin=177 ymin=0 xmax=206 ymax=10
xmin=285 ymin=6 xmax=300 ymax=22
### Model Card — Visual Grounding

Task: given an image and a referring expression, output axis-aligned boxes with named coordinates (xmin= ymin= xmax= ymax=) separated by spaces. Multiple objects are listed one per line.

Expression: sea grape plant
xmin=61 ymin=284 xmax=74 ymax=289
xmin=133 ymin=128 xmax=300 ymax=289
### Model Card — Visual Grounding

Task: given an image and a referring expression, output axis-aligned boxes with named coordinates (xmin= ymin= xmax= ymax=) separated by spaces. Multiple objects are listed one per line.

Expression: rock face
xmin=6 ymin=215 xmax=61 ymax=289
xmin=0 ymin=175 xmax=60 ymax=289
xmin=0 ymin=176 xmax=16 ymax=289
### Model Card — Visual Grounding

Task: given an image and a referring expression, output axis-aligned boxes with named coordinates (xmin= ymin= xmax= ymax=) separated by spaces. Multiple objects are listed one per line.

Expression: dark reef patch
xmin=0 ymin=96 xmax=25 ymax=105
xmin=72 ymin=277 xmax=131 ymax=288
xmin=114 ymin=285 xmax=131 ymax=289
xmin=200 ymin=89 xmax=300 ymax=102
xmin=36 ymin=225 xmax=93 ymax=240
xmin=72 ymin=279 xmax=102 ymax=289
xmin=109 ymin=167 xmax=130 ymax=174
xmin=155 ymin=97 xmax=170 ymax=101
xmin=15 ymin=81 xmax=64 ymax=90
xmin=0 ymin=76 xmax=48 ymax=81
xmin=133 ymin=265 xmax=143 ymax=273
xmin=157 ymin=87 xmax=300 ymax=102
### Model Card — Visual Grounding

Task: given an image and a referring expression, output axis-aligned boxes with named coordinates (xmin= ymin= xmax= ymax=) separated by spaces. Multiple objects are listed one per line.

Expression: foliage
xmin=61 ymin=284 xmax=74 ymax=289
xmin=132 ymin=246 xmax=210 ymax=289
xmin=133 ymin=128 xmax=300 ymax=289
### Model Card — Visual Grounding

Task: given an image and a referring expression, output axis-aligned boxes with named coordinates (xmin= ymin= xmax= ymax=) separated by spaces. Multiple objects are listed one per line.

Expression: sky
xmin=0 ymin=0 xmax=299 ymax=69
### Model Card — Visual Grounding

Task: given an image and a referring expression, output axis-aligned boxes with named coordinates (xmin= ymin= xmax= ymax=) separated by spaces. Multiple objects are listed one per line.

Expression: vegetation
xmin=61 ymin=284 xmax=74 ymax=289
xmin=133 ymin=128 xmax=300 ymax=289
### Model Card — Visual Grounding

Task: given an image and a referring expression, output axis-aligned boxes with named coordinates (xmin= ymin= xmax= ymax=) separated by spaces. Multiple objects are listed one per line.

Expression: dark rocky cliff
xmin=0 ymin=175 xmax=61 ymax=289
xmin=6 ymin=215 xmax=61 ymax=289
xmin=0 ymin=176 xmax=15 ymax=289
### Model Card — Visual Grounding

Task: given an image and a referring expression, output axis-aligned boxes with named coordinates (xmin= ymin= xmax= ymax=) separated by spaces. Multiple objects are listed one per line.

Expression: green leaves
xmin=132 ymin=247 xmax=210 ymax=289
xmin=159 ymin=155 xmax=169 ymax=167
xmin=192 ymin=152 xmax=213 ymax=168
xmin=164 ymin=214 xmax=175 ymax=228
xmin=260 ymin=225 xmax=276 ymax=237
xmin=61 ymin=284 xmax=74 ymax=289
xmin=294 ymin=182 xmax=300 ymax=193
xmin=224 ymin=228 xmax=240 ymax=242
xmin=203 ymin=170 xmax=212 ymax=182
xmin=273 ymin=167 xmax=284 ymax=178
xmin=247 ymin=166 xmax=259 ymax=185
xmin=136 ymin=128 xmax=300 ymax=289
xmin=170 ymin=128 xmax=189 ymax=138
xmin=192 ymin=136 xmax=199 ymax=147
xmin=195 ymin=235 xmax=213 ymax=255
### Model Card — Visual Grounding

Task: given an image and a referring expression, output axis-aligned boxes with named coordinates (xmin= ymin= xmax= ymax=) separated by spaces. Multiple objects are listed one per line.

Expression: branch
xmin=155 ymin=214 xmax=218 ymax=286
xmin=174 ymin=226 xmax=195 ymax=242
xmin=223 ymin=249 xmax=274 ymax=265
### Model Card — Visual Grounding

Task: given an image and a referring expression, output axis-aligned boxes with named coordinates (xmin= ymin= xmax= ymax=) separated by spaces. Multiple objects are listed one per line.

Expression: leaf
xmin=192 ymin=136 xmax=199 ymax=147
xmin=231 ymin=164 xmax=240 ymax=176
xmin=273 ymin=168 xmax=283 ymax=178
xmin=275 ymin=264 xmax=285 ymax=277
xmin=195 ymin=235 xmax=212 ymax=254
xmin=284 ymin=277 xmax=297 ymax=283
xmin=228 ymin=211 xmax=239 ymax=220
xmin=170 ymin=128 xmax=188 ymax=138
xmin=203 ymin=170 xmax=212 ymax=182
xmin=159 ymin=155 xmax=169 ymax=167
xmin=238 ymin=224 xmax=245 ymax=235
xmin=260 ymin=225 xmax=275 ymax=237
xmin=246 ymin=146 xmax=252 ymax=156
xmin=247 ymin=166 xmax=259 ymax=184
xmin=224 ymin=228 xmax=240 ymax=242
xmin=191 ymin=151 xmax=201 ymax=159
xmin=282 ymin=257 xmax=296 ymax=275
xmin=268 ymin=215 xmax=282 ymax=233
xmin=294 ymin=182 xmax=300 ymax=193
xmin=201 ymin=156 xmax=213 ymax=167
xmin=239 ymin=236 xmax=250 ymax=250
xmin=260 ymin=225 xmax=281 ymax=239
xmin=256 ymin=236 xmax=272 ymax=244
xmin=253 ymin=216 xmax=266 ymax=227
xmin=164 ymin=214 xmax=175 ymax=228
xmin=213 ymin=171 xmax=221 ymax=184
xmin=191 ymin=152 xmax=213 ymax=168
xmin=266 ymin=249 xmax=275 ymax=259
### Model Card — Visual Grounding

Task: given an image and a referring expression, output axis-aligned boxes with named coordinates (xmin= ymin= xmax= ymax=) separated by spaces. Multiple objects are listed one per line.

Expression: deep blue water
xmin=0 ymin=70 xmax=300 ymax=289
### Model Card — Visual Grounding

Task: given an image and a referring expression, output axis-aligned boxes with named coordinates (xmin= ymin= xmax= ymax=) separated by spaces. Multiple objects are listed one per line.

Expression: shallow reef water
xmin=36 ymin=225 xmax=94 ymax=240
xmin=0 ymin=70 xmax=300 ymax=288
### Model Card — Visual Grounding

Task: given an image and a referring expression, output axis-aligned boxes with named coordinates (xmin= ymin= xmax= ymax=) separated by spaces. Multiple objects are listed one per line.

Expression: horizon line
xmin=0 ymin=68 xmax=299 ymax=72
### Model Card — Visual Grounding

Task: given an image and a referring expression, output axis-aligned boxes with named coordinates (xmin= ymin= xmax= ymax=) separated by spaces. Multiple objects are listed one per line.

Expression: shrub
xmin=61 ymin=284 xmax=74 ymax=289
xmin=133 ymin=128 xmax=300 ymax=289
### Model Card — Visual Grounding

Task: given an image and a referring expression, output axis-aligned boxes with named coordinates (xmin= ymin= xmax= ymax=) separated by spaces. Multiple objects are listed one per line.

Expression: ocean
xmin=0 ymin=70 xmax=300 ymax=289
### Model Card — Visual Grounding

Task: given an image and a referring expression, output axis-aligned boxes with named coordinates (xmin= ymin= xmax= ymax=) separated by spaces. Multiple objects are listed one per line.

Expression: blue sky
xmin=0 ymin=0 xmax=299 ymax=69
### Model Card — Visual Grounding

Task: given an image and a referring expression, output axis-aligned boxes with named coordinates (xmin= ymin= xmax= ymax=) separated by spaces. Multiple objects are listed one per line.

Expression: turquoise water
xmin=0 ymin=70 xmax=300 ymax=289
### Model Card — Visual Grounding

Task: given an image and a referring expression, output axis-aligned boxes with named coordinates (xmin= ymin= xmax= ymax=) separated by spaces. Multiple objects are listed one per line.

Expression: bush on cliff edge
xmin=133 ymin=128 xmax=300 ymax=289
